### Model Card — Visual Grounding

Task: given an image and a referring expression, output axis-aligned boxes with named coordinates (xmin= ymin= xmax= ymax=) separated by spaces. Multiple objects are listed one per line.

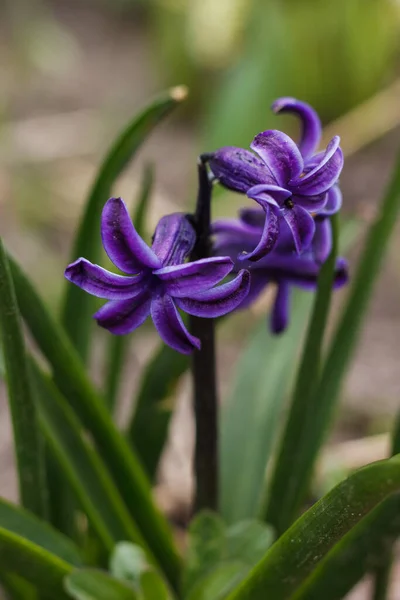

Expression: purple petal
xmin=151 ymin=213 xmax=196 ymax=266
xmin=101 ymin=197 xmax=161 ymax=274
xmin=289 ymin=137 xmax=343 ymax=196
xmin=239 ymin=207 xmax=265 ymax=229
xmin=333 ymin=257 xmax=349 ymax=289
xmin=283 ymin=205 xmax=316 ymax=254
xmin=247 ymin=183 xmax=291 ymax=207
xmin=319 ymin=186 xmax=342 ymax=217
xmin=176 ymin=270 xmax=250 ymax=318
xmin=238 ymin=203 xmax=280 ymax=262
xmin=270 ymin=282 xmax=290 ymax=334
xmin=272 ymin=97 xmax=322 ymax=159
xmin=250 ymin=130 xmax=303 ymax=186
xmin=313 ymin=217 xmax=332 ymax=264
xmin=208 ymin=147 xmax=275 ymax=194
xmin=65 ymin=258 xmax=147 ymax=300
xmin=238 ymin=271 xmax=269 ymax=309
xmin=151 ymin=293 xmax=200 ymax=354
xmin=94 ymin=291 xmax=151 ymax=335
xmin=253 ymin=254 xmax=320 ymax=289
xmin=154 ymin=257 xmax=233 ymax=298
xmin=292 ymin=192 xmax=328 ymax=212
xmin=212 ymin=219 xmax=262 ymax=258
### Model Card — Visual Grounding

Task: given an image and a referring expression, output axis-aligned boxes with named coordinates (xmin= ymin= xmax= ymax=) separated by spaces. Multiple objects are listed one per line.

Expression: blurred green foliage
xmin=149 ymin=0 xmax=399 ymax=147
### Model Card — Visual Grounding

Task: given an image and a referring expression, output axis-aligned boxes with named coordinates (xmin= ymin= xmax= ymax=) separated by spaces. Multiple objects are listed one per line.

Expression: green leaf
xmin=226 ymin=456 xmax=400 ymax=600
xmin=0 ymin=526 xmax=73 ymax=596
xmin=292 ymin=494 xmax=400 ymax=600
xmin=220 ymin=292 xmax=313 ymax=524
xmin=65 ymin=569 xmax=139 ymax=600
xmin=183 ymin=514 xmax=273 ymax=600
xmin=30 ymin=361 xmax=153 ymax=558
xmin=0 ymin=497 xmax=82 ymax=566
xmin=61 ymin=87 xmax=187 ymax=362
xmin=264 ymin=214 xmax=339 ymax=534
xmin=0 ymin=238 xmax=47 ymax=519
xmin=104 ymin=163 xmax=154 ymax=413
xmin=183 ymin=511 xmax=226 ymax=596
xmin=263 ymin=149 xmax=400 ymax=536
xmin=110 ymin=542 xmax=148 ymax=584
xmin=0 ymin=572 xmax=37 ymax=600
xmin=140 ymin=570 xmax=172 ymax=600
xmin=186 ymin=563 xmax=247 ymax=600
xmin=127 ymin=344 xmax=189 ymax=479
xmin=224 ymin=521 xmax=274 ymax=566
xmin=7 ymin=253 xmax=180 ymax=590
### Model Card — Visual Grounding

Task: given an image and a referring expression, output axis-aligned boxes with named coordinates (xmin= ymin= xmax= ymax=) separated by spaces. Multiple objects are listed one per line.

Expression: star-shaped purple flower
xmin=65 ymin=197 xmax=250 ymax=354
xmin=212 ymin=211 xmax=348 ymax=333
xmin=206 ymin=97 xmax=344 ymax=261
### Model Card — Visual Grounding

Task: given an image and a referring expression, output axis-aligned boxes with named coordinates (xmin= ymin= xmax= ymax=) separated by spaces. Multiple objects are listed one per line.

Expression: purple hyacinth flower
xmin=65 ymin=197 xmax=250 ymax=354
xmin=212 ymin=214 xmax=348 ymax=334
xmin=207 ymin=97 xmax=343 ymax=261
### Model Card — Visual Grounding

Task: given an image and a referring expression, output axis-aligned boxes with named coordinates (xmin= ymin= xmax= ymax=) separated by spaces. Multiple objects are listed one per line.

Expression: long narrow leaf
xmin=370 ymin=411 xmax=400 ymax=598
xmin=264 ymin=151 xmax=400 ymax=534
xmin=220 ymin=217 xmax=359 ymax=525
xmin=292 ymin=494 xmax=400 ymax=600
xmin=264 ymin=215 xmax=339 ymax=533
xmin=7 ymin=253 xmax=180 ymax=590
xmin=0 ymin=527 xmax=73 ymax=597
xmin=226 ymin=456 xmax=400 ymax=600
xmin=104 ymin=163 xmax=154 ymax=412
xmin=220 ymin=293 xmax=312 ymax=524
xmin=0 ymin=238 xmax=47 ymax=519
xmin=127 ymin=344 xmax=189 ymax=479
xmin=0 ymin=497 xmax=82 ymax=566
xmin=61 ymin=87 xmax=187 ymax=362
xmin=30 ymin=360 xmax=156 ymax=561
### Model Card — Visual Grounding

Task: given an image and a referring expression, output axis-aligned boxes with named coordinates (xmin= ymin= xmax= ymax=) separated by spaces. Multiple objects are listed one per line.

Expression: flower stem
xmin=189 ymin=159 xmax=218 ymax=512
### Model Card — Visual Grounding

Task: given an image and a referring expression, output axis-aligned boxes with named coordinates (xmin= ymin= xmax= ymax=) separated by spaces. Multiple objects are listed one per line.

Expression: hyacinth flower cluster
xmin=65 ymin=197 xmax=250 ymax=354
xmin=65 ymin=97 xmax=348 ymax=352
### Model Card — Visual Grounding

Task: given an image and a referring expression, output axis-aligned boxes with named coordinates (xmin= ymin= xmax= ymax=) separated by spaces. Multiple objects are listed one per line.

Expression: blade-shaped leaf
xmin=61 ymin=86 xmax=187 ymax=362
xmin=0 ymin=526 xmax=73 ymax=597
xmin=263 ymin=150 xmax=400 ymax=534
xmin=220 ymin=292 xmax=313 ymax=524
xmin=65 ymin=569 xmax=139 ymax=600
xmin=292 ymin=494 xmax=400 ymax=600
xmin=226 ymin=456 xmax=400 ymax=600
xmin=0 ymin=497 xmax=82 ymax=566
xmin=264 ymin=215 xmax=339 ymax=534
xmin=127 ymin=344 xmax=189 ymax=479
xmin=31 ymin=361 xmax=154 ymax=560
xmin=7 ymin=253 xmax=180 ymax=590
xmin=104 ymin=163 xmax=154 ymax=412
xmin=0 ymin=238 xmax=47 ymax=519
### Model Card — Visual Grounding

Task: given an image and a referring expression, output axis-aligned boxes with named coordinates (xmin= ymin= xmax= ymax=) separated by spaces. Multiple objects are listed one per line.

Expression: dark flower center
xmin=284 ymin=198 xmax=294 ymax=209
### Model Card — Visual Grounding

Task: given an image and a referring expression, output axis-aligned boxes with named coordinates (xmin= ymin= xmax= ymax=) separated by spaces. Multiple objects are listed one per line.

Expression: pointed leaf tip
xmin=169 ymin=85 xmax=189 ymax=102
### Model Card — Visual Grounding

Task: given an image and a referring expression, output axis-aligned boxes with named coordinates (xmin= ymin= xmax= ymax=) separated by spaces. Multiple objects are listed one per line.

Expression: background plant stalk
xmin=189 ymin=160 xmax=218 ymax=512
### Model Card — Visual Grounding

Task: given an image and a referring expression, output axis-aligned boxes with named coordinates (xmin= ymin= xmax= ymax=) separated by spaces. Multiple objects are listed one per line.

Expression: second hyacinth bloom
xmin=207 ymin=97 xmax=344 ymax=261
xmin=65 ymin=197 xmax=250 ymax=354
